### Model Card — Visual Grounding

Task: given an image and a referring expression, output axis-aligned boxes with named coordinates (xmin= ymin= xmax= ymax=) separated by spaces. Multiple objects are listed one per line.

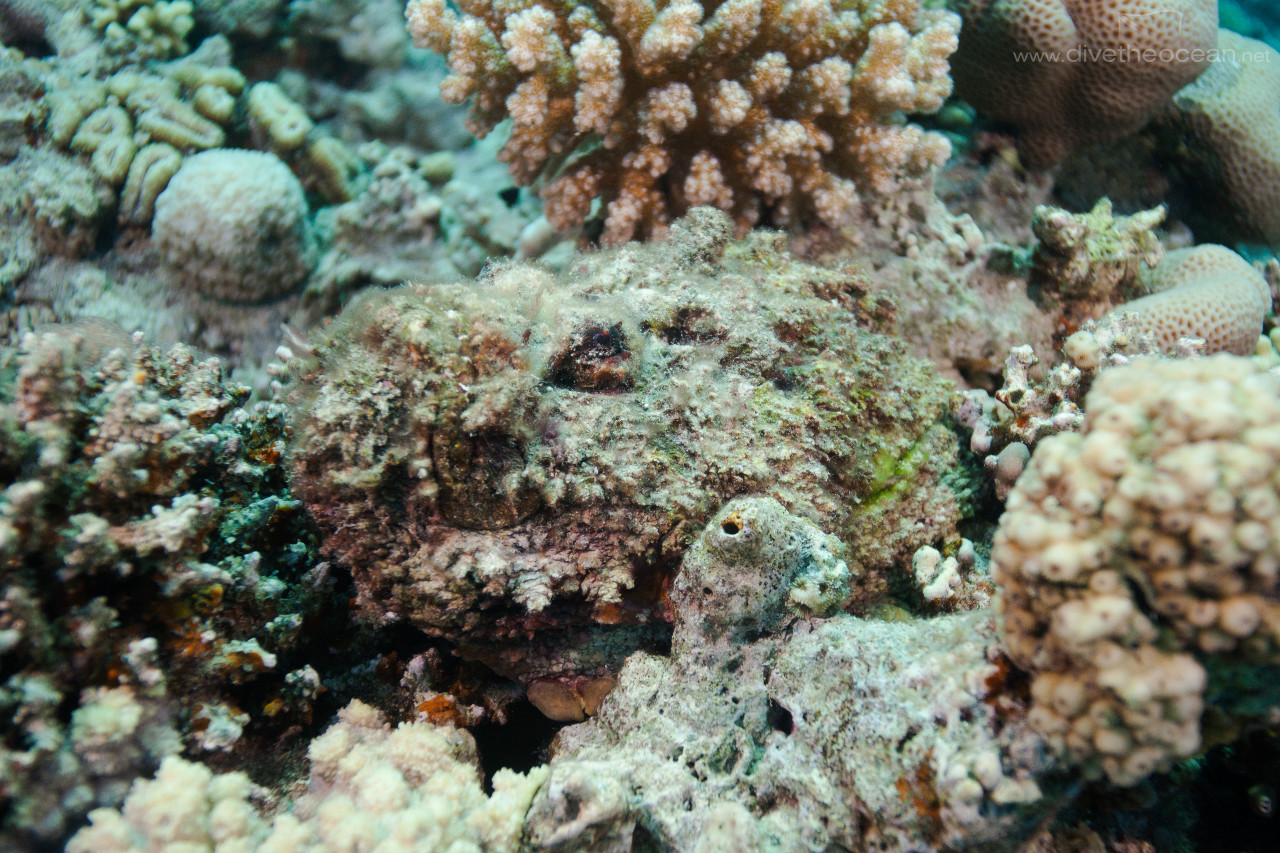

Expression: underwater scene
xmin=2 ymin=0 xmax=1280 ymax=850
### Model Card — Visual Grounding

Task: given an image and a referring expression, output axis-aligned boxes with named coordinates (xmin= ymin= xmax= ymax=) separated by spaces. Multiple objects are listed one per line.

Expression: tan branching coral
xmin=406 ymin=0 xmax=959 ymax=243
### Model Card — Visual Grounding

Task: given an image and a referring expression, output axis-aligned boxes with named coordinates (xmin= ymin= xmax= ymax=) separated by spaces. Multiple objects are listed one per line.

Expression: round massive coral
xmin=152 ymin=148 xmax=315 ymax=303
xmin=406 ymin=0 xmax=959 ymax=243
xmin=948 ymin=0 xmax=1216 ymax=167
xmin=993 ymin=355 xmax=1280 ymax=787
xmin=1161 ymin=30 xmax=1280 ymax=250
xmin=1114 ymin=244 xmax=1272 ymax=356
xmin=288 ymin=210 xmax=980 ymax=683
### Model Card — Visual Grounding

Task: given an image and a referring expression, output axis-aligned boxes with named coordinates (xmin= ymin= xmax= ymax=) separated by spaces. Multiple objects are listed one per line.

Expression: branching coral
xmin=406 ymin=0 xmax=960 ymax=242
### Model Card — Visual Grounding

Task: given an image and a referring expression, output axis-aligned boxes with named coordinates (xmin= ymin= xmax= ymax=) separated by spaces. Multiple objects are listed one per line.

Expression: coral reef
xmin=2 ymin=0 xmax=1279 ymax=848
xmin=67 ymin=699 xmax=547 ymax=852
xmin=0 ymin=323 xmax=326 ymax=844
xmin=954 ymin=206 xmax=1271 ymax=500
xmin=40 ymin=34 xmax=359 ymax=222
xmin=88 ymin=0 xmax=195 ymax=62
xmin=406 ymin=0 xmax=960 ymax=242
xmin=1029 ymin=203 xmax=1270 ymax=355
xmin=948 ymin=0 xmax=1217 ymax=168
xmin=809 ymin=168 xmax=1060 ymax=387
xmin=0 ymin=11 xmax=561 ymax=373
xmin=536 ymin=499 xmax=1063 ymax=851
xmin=288 ymin=0 xmax=411 ymax=70
xmin=289 ymin=209 xmax=982 ymax=686
xmin=993 ymin=355 xmax=1280 ymax=786
xmin=1160 ymin=30 xmax=1280 ymax=250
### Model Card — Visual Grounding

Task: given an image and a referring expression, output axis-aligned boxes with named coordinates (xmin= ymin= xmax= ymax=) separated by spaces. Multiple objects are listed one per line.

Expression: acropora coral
xmin=407 ymin=0 xmax=960 ymax=242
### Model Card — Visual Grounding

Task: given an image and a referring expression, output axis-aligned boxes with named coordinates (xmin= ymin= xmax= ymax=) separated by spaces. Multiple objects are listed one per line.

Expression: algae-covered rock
xmin=534 ymin=499 xmax=1068 ymax=852
xmin=0 ymin=322 xmax=323 ymax=844
xmin=289 ymin=209 xmax=982 ymax=682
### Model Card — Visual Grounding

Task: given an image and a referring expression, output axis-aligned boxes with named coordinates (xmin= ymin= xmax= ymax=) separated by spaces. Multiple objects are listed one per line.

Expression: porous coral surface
xmin=289 ymin=209 xmax=981 ymax=683
xmin=948 ymin=0 xmax=1216 ymax=167
xmin=1116 ymin=243 xmax=1272 ymax=355
xmin=1162 ymin=29 xmax=1280 ymax=250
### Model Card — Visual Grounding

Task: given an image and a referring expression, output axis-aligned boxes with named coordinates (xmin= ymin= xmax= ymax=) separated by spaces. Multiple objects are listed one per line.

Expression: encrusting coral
xmin=993 ymin=355 xmax=1280 ymax=787
xmin=288 ymin=208 xmax=982 ymax=688
xmin=406 ymin=0 xmax=960 ymax=242
xmin=532 ymin=499 xmax=1063 ymax=851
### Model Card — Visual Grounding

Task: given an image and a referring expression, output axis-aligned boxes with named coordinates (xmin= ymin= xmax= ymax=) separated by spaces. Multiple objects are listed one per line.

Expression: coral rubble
xmin=0 ymin=323 xmax=325 ymax=844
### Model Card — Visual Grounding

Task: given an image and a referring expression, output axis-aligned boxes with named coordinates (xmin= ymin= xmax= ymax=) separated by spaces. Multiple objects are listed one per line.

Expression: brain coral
xmin=1162 ymin=30 xmax=1280 ymax=249
xmin=948 ymin=0 xmax=1217 ymax=167
xmin=152 ymin=148 xmax=315 ymax=303
xmin=993 ymin=355 xmax=1280 ymax=786
xmin=288 ymin=209 xmax=980 ymax=683
xmin=406 ymin=0 xmax=959 ymax=243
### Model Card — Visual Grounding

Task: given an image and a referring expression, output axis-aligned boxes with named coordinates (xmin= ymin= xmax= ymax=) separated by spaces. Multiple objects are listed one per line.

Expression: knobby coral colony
xmin=407 ymin=0 xmax=958 ymax=242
